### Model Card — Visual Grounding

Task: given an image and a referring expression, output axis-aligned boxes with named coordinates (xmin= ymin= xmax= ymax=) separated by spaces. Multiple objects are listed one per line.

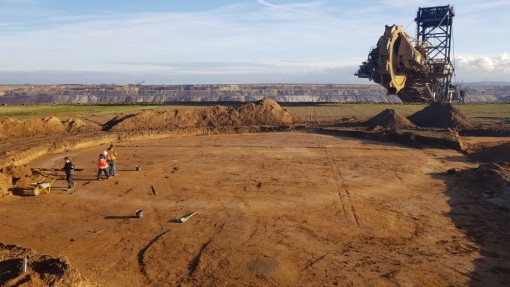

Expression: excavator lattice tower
xmin=355 ymin=5 xmax=462 ymax=102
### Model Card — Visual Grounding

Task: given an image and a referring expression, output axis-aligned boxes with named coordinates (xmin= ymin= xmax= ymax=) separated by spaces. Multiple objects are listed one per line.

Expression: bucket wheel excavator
xmin=355 ymin=5 xmax=463 ymax=103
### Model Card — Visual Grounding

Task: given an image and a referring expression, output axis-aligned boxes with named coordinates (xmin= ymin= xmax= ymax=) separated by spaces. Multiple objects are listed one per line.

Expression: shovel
xmin=175 ymin=211 xmax=199 ymax=223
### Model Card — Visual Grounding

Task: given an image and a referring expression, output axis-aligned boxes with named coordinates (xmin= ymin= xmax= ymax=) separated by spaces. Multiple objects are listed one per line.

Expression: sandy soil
xmin=1 ymin=131 xmax=508 ymax=286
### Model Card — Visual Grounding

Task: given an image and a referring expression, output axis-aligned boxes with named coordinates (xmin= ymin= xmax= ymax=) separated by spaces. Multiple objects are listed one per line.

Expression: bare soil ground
xmin=1 ymin=101 xmax=510 ymax=286
xmin=1 ymin=131 xmax=509 ymax=286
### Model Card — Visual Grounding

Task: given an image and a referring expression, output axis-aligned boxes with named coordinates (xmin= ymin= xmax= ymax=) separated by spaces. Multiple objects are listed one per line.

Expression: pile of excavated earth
xmin=468 ymin=142 xmax=510 ymax=163
xmin=365 ymin=108 xmax=416 ymax=130
xmin=105 ymin=98 xmax=293 ymax=132
xmin=0 ymin=243 xmax=92 ymax=287
xmin=0 ymin=117 xmax=100 ymax=140
xmin=407 ymin=102 xmax=476 ymax=129
xmin=365 ymin=103 xmax=477 ymax=130
xmin=0 ymin=165 xmax=42 ymax=197
xmin=0 ymin=99 xmax=292 ymax=140
xmin=464 ymin=142 xmax=510 ymax=209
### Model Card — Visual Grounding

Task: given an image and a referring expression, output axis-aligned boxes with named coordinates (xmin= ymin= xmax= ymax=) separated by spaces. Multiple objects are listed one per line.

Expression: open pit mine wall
xmin=0 ymin=84 xmax=396 ymax=104
xmin=0 ymin=84 xmax=508 ymax=104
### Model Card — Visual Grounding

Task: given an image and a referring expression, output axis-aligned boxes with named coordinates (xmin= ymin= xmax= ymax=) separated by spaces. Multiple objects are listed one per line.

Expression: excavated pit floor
xmin=1 ymin=131 xmax=508 ymax=286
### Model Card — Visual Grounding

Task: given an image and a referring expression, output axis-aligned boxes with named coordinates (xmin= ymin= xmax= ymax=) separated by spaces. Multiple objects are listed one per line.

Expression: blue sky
xmin=0 ymin=0 xmax=509 ymax=84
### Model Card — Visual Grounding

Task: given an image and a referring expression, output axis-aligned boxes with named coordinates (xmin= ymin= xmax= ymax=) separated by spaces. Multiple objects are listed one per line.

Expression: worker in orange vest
xmin=97 ymin=153 xmax=110 ymax=180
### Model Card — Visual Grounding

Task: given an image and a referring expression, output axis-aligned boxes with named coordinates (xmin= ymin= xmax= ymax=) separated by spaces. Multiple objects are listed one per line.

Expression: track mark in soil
xmin=350 ymin=203 xmax=360 ymax=227
xmin=337 ymin=192 xmax=348 ymax=216
xmin=137 ymin=230 xmax=170 ymax=280
xmin=124 ymin=188 xmax=133 ymax=194
xmin=319 ymin=137 xmax=360 ymax=227
xmin=186 ymin=222 xmax=226 ymax=278
xmin=345 ymin=189 xmax=360 ymax=227
xmin=249 ymin=225 xmax=259 ymax=239
xmin=188 ymin=238 xmax=213 ymax=277
xmin=394 ymin=172 xmax=403 ymax=182
xmin=302 ymin=254 xmax=327 ymax=271
xmin=316 ymin=138 xmax=346 ymax=218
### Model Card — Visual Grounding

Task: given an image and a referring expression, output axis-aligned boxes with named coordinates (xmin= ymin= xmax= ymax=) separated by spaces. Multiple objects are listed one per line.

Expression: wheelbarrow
xmin=31 ymin=178 xmax=56 ymax=196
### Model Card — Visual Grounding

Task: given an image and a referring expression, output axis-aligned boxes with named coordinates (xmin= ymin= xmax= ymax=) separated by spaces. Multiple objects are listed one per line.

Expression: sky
xmin=0 ymin=0 xmax=509 ymax=85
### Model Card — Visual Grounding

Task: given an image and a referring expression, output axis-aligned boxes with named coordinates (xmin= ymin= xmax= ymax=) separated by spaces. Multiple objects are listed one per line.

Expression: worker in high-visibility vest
xmin=97 ymin=153 xmax=110 ymax=180
xmin=106 ymin=144 xmax=118 ymax=177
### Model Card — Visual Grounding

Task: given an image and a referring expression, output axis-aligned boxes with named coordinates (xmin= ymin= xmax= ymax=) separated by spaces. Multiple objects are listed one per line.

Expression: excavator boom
xmin=355 ymin=5 xmax=462 ymax=103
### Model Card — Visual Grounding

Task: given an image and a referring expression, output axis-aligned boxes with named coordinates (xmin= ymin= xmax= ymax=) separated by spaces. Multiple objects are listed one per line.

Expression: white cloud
xmin=456 ymin=53 xmax=510 ymax=73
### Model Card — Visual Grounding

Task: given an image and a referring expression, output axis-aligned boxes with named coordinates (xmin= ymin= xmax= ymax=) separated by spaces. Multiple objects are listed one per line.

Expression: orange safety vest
xmin=107 ymin=149 xmax=117 ymax=161
xmin=98 ymin=158 xmax=108 ymax=169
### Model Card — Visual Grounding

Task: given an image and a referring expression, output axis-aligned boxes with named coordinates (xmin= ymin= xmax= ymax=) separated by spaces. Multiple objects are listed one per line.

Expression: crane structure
xmin=355 ymin=5 xmax=462 ymax=103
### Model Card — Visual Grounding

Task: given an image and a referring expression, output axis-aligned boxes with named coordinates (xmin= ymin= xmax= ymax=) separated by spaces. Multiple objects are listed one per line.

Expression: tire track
xmin=188 ymin=238 xmax=213 ymax=276
xmin=317 ymin=135 xmax=360 ymax=227
xmin=186 ymin=222 xmax=226 ymax=279
xmin=137 ymin=230 xmax=171 ymax=281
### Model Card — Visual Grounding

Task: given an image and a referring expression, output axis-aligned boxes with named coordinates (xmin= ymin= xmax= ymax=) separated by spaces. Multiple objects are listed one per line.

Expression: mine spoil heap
xmin=105 ymin=98 xmax=293 ymax=132
xmin=407 ymin=103 xmax=476 ymax=129
xmin=365 ymin=109 xmax=416 ymax=130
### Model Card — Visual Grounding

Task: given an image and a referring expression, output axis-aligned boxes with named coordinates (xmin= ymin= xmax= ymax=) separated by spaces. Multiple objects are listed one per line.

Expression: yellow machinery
xmin=356 ymin=5 xmax=462 ymax=102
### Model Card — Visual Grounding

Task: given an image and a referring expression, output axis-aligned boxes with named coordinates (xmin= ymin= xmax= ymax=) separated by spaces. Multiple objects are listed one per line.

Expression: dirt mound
xmin=1 ymin=164 xmax=47 ymax=194
xmin=107 ymin=98 xmax=294 ymax=132
xmin=0 ymin=116 xmax=63 ymax=139
xmin=468 ymin=142 xmax=510 ymax=163
xmin=0 ymin=116 xmax=100 ymax=139
xmin=365 ymin=109 xmax=416 ymax=130
xmin=25 ymin=116 xmax=66 ymax=135
xmin=408 ymin=103 xmax=476 ymax=129
xmin=0 ymin=117 xmax=21 ymax=139
xmin=470 ymin=162 xmax=510 ymax=209
xmin=3 ymin=164 xmax=32 ymax=179
xmin=64 ymin=118 xmax=101 ymax=133
xmin=0 ymin=242 xmax=94 ymax=286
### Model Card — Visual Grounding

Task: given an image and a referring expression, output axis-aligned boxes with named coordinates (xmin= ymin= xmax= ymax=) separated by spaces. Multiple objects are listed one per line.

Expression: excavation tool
xmin=355 ymin=5 xmax=462 ymax=103
xmin=31 ymin=178 xmax=56 ymax=195
xmin=175 ymin=211 xmax=198 ymax=223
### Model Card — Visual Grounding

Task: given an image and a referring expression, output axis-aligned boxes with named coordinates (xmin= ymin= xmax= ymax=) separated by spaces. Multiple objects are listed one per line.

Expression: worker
xmin=63 ymin=156 xmax=75 ymax=190
xmin=106 ymin=144 xmax=118 ymax=177
xmin=97 ymin=153 xmax=110 ymax=180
